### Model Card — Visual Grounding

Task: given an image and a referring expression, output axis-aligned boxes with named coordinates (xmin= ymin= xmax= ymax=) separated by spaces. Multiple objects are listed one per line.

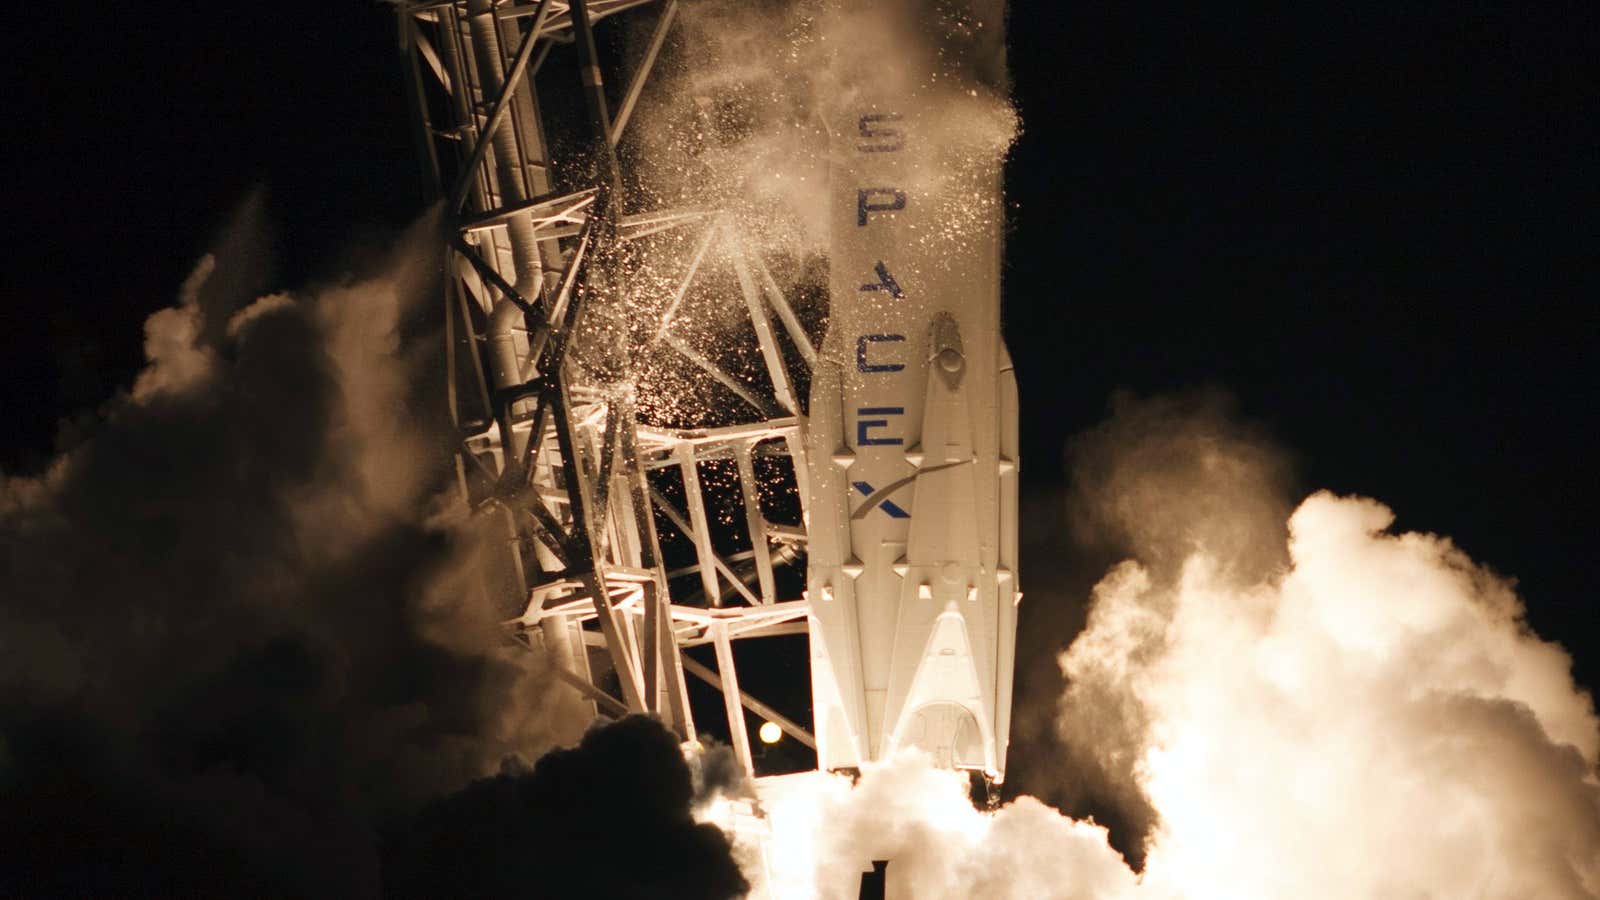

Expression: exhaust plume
xmin=1098 ymin=490 xmax=1600 ymax=897
xmin=751 ymin=395 xmax=1599 ymax=898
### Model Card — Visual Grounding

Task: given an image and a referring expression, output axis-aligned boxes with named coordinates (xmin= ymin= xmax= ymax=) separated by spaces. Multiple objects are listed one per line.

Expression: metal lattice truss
xmin=397 ymin=0 xmax=818 ymax=774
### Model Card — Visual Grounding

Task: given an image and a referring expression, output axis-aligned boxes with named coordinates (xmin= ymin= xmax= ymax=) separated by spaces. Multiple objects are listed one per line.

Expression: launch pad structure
xmin=393 ymin=0 xmax=1020 ymax=794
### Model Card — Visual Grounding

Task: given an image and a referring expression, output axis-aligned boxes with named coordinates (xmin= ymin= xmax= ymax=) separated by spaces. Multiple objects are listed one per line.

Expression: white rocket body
xmin=804 ymin=27 xmax=1019 ymax=782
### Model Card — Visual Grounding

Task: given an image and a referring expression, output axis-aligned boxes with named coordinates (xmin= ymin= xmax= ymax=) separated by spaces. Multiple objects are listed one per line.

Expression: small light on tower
xmin=758 ymin=721 xmax=783 ymax=744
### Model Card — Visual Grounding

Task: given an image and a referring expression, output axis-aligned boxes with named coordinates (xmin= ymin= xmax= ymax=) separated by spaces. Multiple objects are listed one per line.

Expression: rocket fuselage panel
xmin=805 ymin=15 xmax=1019 ymax=782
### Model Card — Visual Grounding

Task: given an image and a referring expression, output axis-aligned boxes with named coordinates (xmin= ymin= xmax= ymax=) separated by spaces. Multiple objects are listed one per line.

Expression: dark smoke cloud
xmin=688 ymin=737 xmax=757 ymax=809
xmin=0 ymin=200 xmax=737 ymax=897
xmin=384 ymin=715 xmax=748 ymax=900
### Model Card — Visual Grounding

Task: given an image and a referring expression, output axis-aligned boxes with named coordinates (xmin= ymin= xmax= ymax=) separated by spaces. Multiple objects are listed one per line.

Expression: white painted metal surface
xmin=803 ymin=20 xmax=1019 ymax=784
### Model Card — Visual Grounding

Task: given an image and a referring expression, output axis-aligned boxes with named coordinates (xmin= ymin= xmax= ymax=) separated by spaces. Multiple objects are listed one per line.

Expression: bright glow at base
xmin=759 ymin=721 xmax=783 ymax=744
xmin=714 ymin=492 xmax=1600 ymax=899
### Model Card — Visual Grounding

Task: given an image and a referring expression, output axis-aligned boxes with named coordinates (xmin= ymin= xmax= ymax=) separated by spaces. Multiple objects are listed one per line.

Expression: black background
xmin=3 ymin=1 xmax=1594 ymax=700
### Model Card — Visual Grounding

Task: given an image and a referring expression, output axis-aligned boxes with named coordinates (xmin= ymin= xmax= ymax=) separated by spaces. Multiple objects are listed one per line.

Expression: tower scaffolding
xmin=395 ymin=2 xmax=1022 ymax=820
xmin=395 ymin=0 xmax=821 ymax=772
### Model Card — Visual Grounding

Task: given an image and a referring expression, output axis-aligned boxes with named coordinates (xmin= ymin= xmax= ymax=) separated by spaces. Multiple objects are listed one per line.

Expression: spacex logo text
xmin=851 ymin=111 xmax=910 ymax=517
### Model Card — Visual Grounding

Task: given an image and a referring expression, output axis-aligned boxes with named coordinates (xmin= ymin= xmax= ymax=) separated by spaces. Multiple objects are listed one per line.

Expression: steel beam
xmin=655 ymin=593 xmax=695 ymax=739
xmin=453 ymin=236 xmax=539 ymax=316
xmin=608 ymin=0 xmax=678 ymax=146
xmin=460 ymin=186 xmax=597 ymax=233
xmin=660 ymin=334 xmax=769 ymax=415
xmin=681 ymin=653 xmax=816 ymax=751
xmin=447 ymin=0 xmax=552 ymax=213
xmin=730 ymin=239 xmax=798 ymax=413
xmin=549 ymin=375 xmax=646 ymax=711
xmin=650 ymin=220 xmax=719 ymax=346
xmin=546 ymin=651 xmax=630 ymax=717
xmin=618 ymin=410 xmax=692 ymax=737
xmin=752 ymin=251 xmax=817 ymax=368
xmin=398 ymin=9 xmax=444 ymax=198
xmin=646 ymin=486 xmax=761 ymax=607
xmin=568 ymin=0 xmax=622 ymax=194
xmin=675 ymin=443 xmax=723 ymax=606
xmin=711 ymin=624 xmax=754 ymax=774
xmin=785 ymin=431 xmax=812 ymax=527
xmin=733 ymin=441 xmax=776 ymax=604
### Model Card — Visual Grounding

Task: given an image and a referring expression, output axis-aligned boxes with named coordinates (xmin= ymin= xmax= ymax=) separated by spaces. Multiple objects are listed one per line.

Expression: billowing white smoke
xmin=753 ymin=761 xmax=1135 ymax=898
xmin=1090 ymin=490 xmax=1600 ymax=898
xmin=749 ymin=485 xmax=1599 ymax=898
xmin=752 ymin=476 xmax=1600 ymax=898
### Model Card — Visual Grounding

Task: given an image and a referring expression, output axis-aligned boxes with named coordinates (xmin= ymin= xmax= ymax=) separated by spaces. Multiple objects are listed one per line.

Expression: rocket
xmin=804 ymin=3 xmax=1019 ymax=787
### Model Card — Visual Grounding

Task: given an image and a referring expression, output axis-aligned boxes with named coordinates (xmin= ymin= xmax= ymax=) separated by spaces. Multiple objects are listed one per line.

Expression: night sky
xmin=4 ymin=0 xmax=1594 ymax=726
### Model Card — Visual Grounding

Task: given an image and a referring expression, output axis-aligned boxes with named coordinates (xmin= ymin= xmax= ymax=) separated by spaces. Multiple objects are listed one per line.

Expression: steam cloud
xmin=6 ymin=0 xmax=1596 ymax=895
xmin=758 ymin=395 xmax=1600 ymax=898
xmin=0 ymin=197 xmax=742 ymax=897
xmin=630 ymin=0 xmax=1015 ymax=256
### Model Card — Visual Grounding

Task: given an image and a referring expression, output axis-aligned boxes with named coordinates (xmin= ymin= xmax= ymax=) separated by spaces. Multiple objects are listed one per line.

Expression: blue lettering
xmin=857 ymin=113 xmax=904 ymax=152
xmin=856 ymin=407 xmax=904 ymax=446
xmin=857 ymin=188 xmax=906 ymax=226
xmin=858 ymin=261 xmax=904 ymax=298
xmin=852 ymin=481 xmax=911 ymax=518
xmin=856 ymin=334 xmax=906 ymax=373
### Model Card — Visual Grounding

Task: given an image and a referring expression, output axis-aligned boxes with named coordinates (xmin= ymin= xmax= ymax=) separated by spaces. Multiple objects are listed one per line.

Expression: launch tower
xmin=392 ymin=0 xmax=1018 ymax=792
